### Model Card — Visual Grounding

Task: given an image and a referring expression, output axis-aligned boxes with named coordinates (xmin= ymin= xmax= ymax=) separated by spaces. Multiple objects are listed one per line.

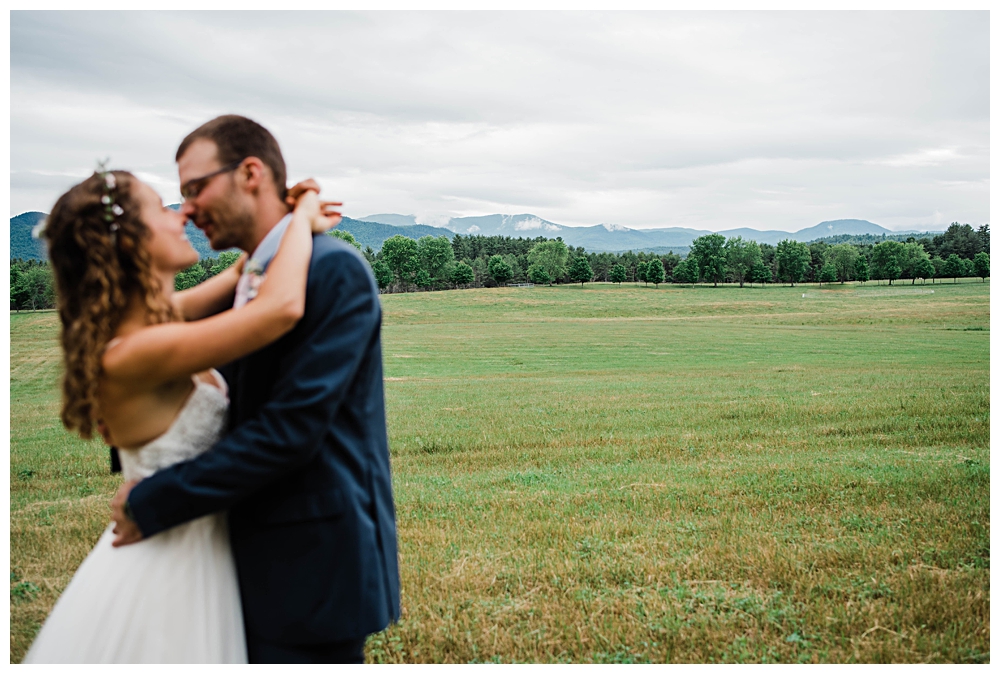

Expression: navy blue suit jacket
xmin=129 ymin=236 xmax=400 ymax=645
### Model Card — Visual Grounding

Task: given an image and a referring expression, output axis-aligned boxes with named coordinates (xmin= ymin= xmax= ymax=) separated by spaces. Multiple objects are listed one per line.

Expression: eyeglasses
xmin=179 ymin=159 xmax=244 ymax=201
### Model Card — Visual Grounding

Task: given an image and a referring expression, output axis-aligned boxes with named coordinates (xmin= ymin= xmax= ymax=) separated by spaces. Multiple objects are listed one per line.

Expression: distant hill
xmin=449 ymin=214 xmax=565 ymax=236
xmin=357 ymin=213 xmax=936 ymax=252
xmin=337 ymin=217 xmax=454 ymax=250
xmin=9 ymin=206 xmax=947 ymax=260
xmin=10 ymin=212 xmax=48 ymax=260
xmin=10 ymin=209 xmax=455 ymax=261
xmin=793 ymin=219 xmax=891 ymax=240
xmin=358 ymin=213 xmax=421 ymax=228
xmin=168 ymin=208 xmax=455 ymax=256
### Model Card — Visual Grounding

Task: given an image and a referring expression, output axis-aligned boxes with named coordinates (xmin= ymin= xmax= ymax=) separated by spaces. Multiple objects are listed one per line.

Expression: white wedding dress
xmin=23 ymin=371 xmax=247 ymax=663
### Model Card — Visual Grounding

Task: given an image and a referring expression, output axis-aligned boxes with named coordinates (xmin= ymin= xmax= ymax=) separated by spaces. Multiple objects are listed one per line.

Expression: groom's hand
xmin=111 ymin=480 xmax=144 ymax=547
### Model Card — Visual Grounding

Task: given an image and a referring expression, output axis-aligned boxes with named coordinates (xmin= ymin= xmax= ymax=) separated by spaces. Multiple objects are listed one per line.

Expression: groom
xmin=110 ymin=115 xmax=400 ymax=663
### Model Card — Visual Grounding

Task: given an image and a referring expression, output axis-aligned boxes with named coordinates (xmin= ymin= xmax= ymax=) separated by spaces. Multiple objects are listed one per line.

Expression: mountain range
xmin=359 ymin=213 xmax=939 ymax=251
xmin=10 ymin=208 xmax=942 ymax=261
xmin=8 ymin=210 xmax=456 ymax=261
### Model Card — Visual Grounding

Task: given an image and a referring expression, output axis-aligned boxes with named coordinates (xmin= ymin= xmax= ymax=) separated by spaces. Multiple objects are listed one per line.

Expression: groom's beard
xmin=199 ymin=193 xmax=255 ymax=252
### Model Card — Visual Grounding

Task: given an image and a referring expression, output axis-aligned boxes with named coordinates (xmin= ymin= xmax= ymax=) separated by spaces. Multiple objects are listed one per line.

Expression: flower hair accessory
xmin=96 ymin=159 xmax=125 ymax=243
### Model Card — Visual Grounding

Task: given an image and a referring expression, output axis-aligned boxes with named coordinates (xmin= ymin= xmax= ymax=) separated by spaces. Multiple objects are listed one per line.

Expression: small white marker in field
xmin=802 ymin=293 xmax=806 ymax=298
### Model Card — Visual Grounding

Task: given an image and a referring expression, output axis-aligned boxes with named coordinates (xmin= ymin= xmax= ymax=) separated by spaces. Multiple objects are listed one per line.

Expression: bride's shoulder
xmin=101 ymin=330 xmax=152 ymax=380
xmin=101 ymin=333 xmax=133 ymax=377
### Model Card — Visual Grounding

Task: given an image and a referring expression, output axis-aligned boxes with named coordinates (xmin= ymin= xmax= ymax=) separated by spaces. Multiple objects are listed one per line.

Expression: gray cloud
xmin=10 ymin=10 xmax=988 ymax=232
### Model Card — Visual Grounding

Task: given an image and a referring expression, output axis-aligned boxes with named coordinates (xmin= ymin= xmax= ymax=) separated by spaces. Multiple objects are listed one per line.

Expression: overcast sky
xmin=10 ymin=11 xmax=989 ymax=232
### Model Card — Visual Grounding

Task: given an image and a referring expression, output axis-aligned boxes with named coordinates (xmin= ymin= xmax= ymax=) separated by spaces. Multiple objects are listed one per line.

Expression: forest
xmin=10 ymin=222 xmax=989 ymax=310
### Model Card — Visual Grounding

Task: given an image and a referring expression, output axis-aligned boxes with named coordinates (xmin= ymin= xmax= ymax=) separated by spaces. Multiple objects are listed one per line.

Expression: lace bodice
xmin=118 ymin=372 xmax=229 ymax=482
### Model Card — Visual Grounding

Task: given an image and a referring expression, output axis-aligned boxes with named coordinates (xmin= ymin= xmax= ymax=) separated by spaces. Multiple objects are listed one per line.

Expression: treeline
xmin=815 ymin=224 xmax=988 ymax=255
xmin=660 ymin=224 xmax=990 ymax=289
xmin=363 ymin=222 xmax=990 ymax=292
xmin=10 ymin=231 xmax=362 ymax=311
xmin=9 ymin=253 xmax=246 ymax=312
xmin=10 ymin=259 xmax=56 ymax=310
xmin=9 ymin=223 xmax=991 ymax=311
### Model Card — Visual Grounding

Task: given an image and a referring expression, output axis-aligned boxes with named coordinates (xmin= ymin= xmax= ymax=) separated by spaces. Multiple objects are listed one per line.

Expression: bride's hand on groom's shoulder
xmin=287 ymin=179 xmax=342 ymax=233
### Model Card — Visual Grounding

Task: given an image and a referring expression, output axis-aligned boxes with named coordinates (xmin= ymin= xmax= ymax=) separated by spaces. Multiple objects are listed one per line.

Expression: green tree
xmin=645 ymin=258 xmax=665 ymax=287
xmin=174 ymin=263 xmax=206 ymax=291
xmin=807 ymin=242 xmax=829 ymax=283
xmin=973 ymin=252 xmax=990 ymax=281
xmin=10 ymin=265 xmax=22 ymax=310
xmin=854 ymin=255 xmax=870 ymax=284
xmin=609 ymin=263 xmax=627 ymax=285
xmin=775 ymin=239 xmax=811 ymax=286
xmin=960 ymin=258 xmax=975 ymax=279
xmin=818 ymin=263 xmax=837 ymax=285
xmin=527 ymin=239 xmax=568 ymax=285
xmin=871 ymin=241 xmax=903 ymax=285
xmin=381 ymin=235 xmax=420 ymax=291
xmin=636 ymin=260 xmax=648 ymax=285
xmin=451 ymin=261 xmax=475 ymax=288
xmin=417 ymin=236 xmax=455 ymax=287
xmin=935 ymin=223 xmax=983 ymax=260
xmin=414 ymin=268 xmax=433 ymax=290
xmin=942 ymin=254 xmax=963 ymax=283
xmin=977 ymin=224 xmax=990 ymax=252
xmin=673 ymin=257 xmax=698 ymax=284
xmin=589 ymin=252 xmax=615 ymax=282
xmin=618 ymin=252 xmax=637 ymax=281
xmin=198 ymin=257 xmax=215 ymax=278
xmin=760 ymin=242 xmax=776 ymax=269
xmin=470 ymin=257 xmax=489 ymax=286
xmin=209 ymin=251 xmax=242 ymax=276
xmin=487 ymin=254 xmax=514 ymax=286
xmin=568 ymin=256 xmax=593 ymax=285
xmin=528 ymin=264 xmax=552 ymax=285
xmin=750 ymin=260 xmax=771 ymax=286
xmin=825 ymin=244 xmax=859 ymax=283
xmin=690 ymin=233 xmax=727 ymax=287
xmin=724 ymin=236 xmax=761 ymax=288
xmin=660 ymin=252 xmax=682 ymax=281
xmin=930 ymin=256 xmax=945 ymax=284
xmin=372 ymin=260 xmax=393 ymax=291
xmin=502 ymin=253 xmax=524 ymax=283
xmin=12 ymin=265 xmax=55 ymax=310
xmin=913 ymin=256 xmax=935 ymax=284
xmin=899 ymin=242 xmax=931 ymax=285
xmin=328 ymin=229 xmax=362 ymax=250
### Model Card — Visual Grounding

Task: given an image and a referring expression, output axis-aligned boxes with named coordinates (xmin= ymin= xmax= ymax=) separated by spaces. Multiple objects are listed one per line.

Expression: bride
xmin=23 ymin=168 xmax=336 ymax=663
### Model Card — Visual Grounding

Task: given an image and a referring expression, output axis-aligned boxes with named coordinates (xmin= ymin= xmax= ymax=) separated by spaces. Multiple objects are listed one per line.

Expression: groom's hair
xmin=176 ymin=115 xmax=287 ymax=200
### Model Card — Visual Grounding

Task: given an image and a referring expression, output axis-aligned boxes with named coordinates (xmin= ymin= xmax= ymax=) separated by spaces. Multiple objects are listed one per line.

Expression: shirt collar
xmin=247 ymin=213 xmax=294 ymax=271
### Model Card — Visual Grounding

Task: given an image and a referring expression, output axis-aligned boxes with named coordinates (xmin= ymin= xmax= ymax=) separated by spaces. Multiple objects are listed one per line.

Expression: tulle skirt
xmin=23 ymin=513 xmax=246 ymax=663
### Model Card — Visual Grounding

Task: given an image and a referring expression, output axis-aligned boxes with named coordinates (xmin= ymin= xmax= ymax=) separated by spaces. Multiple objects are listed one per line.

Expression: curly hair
xmin=44 ymin=171 xmax=178 ymax=439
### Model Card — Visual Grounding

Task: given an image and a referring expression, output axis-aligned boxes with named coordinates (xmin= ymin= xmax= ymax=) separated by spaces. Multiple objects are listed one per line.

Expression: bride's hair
xmin=44 ymin=171 xmax=178 ymax=440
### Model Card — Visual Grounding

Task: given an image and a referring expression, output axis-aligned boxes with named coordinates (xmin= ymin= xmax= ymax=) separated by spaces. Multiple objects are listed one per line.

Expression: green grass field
xmin=10 ymin=280 xmax=990 ymax=663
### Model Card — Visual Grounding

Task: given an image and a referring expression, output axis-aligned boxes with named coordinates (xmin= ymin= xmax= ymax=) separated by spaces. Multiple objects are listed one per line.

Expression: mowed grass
xmin=10 ymin=280 xmax=990 ymax=663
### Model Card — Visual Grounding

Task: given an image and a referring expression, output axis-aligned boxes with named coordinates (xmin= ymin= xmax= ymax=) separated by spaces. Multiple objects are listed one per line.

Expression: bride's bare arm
xmin=103 ymin=191 xmax=335 ymax=385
